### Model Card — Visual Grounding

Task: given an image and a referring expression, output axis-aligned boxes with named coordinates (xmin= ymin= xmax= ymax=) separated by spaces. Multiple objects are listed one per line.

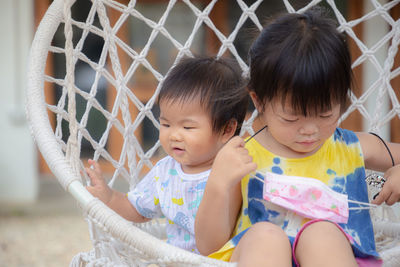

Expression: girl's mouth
xmin=297 ymin=140 xmax=317 ymax=146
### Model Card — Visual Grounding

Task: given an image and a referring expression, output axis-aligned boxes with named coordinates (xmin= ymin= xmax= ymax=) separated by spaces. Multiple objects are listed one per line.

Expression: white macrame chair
xmin=26 ymin=0 xmax=400 ymax=266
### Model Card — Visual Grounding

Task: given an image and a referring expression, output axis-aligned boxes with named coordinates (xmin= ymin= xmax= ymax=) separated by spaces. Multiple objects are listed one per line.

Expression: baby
xmin=86 ymin=56 xmax=249 ymax=253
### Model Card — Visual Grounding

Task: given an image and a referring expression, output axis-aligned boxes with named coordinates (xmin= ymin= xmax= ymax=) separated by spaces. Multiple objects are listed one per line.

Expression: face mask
xmin=257 ymin=172 xmax=376 ymax=224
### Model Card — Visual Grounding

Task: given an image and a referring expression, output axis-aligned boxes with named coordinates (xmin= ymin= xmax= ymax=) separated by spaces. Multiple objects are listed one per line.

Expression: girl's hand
xmin=85 ymin=159 xmax=113 ymax=204
xmin=195 ymin=137 xmax=256 ymax=254
xmin=372 ymin=164 xmax=400 ymax=205
xmin=209 ymin=136 xmax=257 ymax=189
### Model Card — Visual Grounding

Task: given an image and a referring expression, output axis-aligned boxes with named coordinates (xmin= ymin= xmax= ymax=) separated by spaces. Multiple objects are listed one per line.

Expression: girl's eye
xmin=282 ymin=118 xmax=298 ymax=122
xmin=320 ymin=113 xmax=333 ymax=119
xmin=161 ymin=123 xmax=170 ymax=128
xmin=184 ymin=126 xmax=194 ymax=130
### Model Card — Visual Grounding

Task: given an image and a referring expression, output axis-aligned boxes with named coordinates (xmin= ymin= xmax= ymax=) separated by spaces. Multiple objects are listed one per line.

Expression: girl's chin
xmin=292 ymin=144 xmax=320 ymax=155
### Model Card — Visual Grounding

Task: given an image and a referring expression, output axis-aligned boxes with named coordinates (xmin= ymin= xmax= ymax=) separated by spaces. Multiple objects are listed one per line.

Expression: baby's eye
xmin=160 ymin=123 xmax=170 ymax=128
xmin=183 ymin=126 xmax=195 ymax=130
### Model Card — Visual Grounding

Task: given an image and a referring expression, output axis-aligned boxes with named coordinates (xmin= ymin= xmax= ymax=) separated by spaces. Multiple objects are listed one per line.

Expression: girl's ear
xmin=221 ymin=119 xmax=238 ymax=143
xmin=249 ymin=91 xmax=263 ymax=113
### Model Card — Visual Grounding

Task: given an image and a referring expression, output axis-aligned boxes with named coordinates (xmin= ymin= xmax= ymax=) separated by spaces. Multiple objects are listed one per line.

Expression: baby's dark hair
xmin=157 ymin=56 xmax=248 ymax=135
xmin=248 ymin=6 xmax=352 ymax=115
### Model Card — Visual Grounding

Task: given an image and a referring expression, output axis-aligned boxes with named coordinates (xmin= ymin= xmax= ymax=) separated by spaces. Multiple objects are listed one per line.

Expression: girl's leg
xmin=231 ymin=222 xmax=292 ymax=267
xmin=294 ymin=220 xmax=357 ymax=267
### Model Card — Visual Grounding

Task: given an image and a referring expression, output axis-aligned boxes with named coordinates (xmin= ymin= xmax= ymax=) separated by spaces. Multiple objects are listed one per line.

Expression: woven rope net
xmin=26 ymin=0 xmax=400 ymax=266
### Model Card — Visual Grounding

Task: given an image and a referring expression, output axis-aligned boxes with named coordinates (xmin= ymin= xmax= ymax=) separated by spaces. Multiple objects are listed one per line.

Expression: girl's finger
xmin=243 ymin=155 xmax=253 ymax=164
xmin=372 ymin=186 xmax=390 ymax=205
xmin=386 ymin=192 xmax=398 ymax=206
xmin=229 ymin=136 xmax=245 ymax=148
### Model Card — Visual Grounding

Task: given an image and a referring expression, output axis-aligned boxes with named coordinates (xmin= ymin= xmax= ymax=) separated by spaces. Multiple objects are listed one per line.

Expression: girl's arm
xmin=195 ymin=137 xmax=257 ymax=255
xmin=357 ymin=132 xmax=400 ymax=171
xmin=86 ymin=159 xmax=150 ymax=223
xmin=357 ymin=132 xmax=400 ymax=205
xmin=195 ymin=173 xmax=242 ymax=255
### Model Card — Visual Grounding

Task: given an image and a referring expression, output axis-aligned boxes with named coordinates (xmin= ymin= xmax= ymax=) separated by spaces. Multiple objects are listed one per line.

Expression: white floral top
xmin=128 ymin=156 xmax=209 ymax=253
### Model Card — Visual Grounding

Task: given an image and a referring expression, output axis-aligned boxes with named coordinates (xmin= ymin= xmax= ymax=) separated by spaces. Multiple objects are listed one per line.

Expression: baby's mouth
xmin=172 ymin=147 xmax=185 ymax=153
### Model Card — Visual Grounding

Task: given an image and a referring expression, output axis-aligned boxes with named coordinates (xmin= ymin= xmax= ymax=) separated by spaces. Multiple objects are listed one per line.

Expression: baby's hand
xmin=210 ymin=136 xmax=257 ymax=189
xmin=85 ymin=159 xmax=113 ymax=204
xmin=372 ymin=165 xmax=400 ymax=205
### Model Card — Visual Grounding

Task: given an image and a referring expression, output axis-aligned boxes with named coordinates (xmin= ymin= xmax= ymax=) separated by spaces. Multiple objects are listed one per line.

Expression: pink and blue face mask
xmin=258 ymin=172 xmax=376 ymax=224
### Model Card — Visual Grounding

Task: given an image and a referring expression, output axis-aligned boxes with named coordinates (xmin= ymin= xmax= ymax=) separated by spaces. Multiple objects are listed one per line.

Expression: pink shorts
xmin=292 ymin=219 xmax=382 ymax=267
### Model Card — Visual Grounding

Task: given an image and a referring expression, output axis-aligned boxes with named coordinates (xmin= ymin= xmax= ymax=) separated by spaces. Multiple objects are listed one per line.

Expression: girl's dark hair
xmin=248 ymin=6 xmax=352 ymax=115
xmin=157 ymin=56 xmax=248 ymax=135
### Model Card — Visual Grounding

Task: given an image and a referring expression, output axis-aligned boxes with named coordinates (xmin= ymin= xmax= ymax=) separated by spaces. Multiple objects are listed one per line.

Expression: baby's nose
xmin=170 ymin=131 xmax=182 ymax=141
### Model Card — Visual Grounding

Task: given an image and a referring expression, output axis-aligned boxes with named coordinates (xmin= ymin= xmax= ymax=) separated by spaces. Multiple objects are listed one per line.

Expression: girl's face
xmin=251 ymin=93 xmax=341 ymax=158
xmin=159 ymin=98 xmax=230 ymax=174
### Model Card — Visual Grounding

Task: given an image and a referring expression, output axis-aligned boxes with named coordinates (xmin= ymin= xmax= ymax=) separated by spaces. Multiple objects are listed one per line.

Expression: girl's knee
xmin=248 ymin=221 xmax=288 ymax=240
xmin=232 ymin=222 xmax=292 ymax=266
xmin=299 ymin=221 xmax=347 ymax=243
xmin=236 ymin=222 xmax=290 ymax=250
xmin=295 ymin=221 xmax=356 ymax=266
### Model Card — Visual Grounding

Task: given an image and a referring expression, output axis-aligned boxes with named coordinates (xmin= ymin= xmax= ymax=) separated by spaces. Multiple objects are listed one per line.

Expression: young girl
xmin=195 ymin=7 xmax=400 ymax=267
xmin=85 ymin=56 xmax=249 ymax=253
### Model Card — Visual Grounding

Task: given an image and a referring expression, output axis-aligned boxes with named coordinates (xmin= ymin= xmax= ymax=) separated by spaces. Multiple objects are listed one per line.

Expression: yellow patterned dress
xmin=210 ymin=128 xmax=381 ymax=265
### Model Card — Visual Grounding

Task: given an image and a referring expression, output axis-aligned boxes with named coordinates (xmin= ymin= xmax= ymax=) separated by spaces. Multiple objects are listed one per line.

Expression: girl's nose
xmin=299 ymin=122 xmax=318 ymax=135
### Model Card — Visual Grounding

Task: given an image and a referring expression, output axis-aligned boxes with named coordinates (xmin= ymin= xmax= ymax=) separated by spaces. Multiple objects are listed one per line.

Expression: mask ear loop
xmin=348 ymin=199 xmax=378 ymax=210
xmin=245 ymin=125 xmax=268 ymax=144
xmin=244 ymin=126 xmax=268 ymax=182
xmin=366 ymin=132 xmax=394 ymax=200
xmin=253 ymin=175 xmax=264 ymax=183
xmin=369 ymin=132 xmax=395 ymax=166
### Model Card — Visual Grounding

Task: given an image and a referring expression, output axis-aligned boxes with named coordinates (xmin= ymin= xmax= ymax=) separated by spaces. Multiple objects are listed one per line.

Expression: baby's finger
xmin=88 ymin=159 xmax=102 ymax=174
xmin=85 ymin=167 xmax=97 ymax=184
xmin=86 ymin=167 xmax=105 ymax=187
xmin=85 ymin=185 xmax=95 ymax=195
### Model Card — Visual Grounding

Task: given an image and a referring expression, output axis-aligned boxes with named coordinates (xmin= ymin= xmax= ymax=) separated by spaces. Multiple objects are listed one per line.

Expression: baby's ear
xmin=222 ymin=119 xmax=238 ymax=142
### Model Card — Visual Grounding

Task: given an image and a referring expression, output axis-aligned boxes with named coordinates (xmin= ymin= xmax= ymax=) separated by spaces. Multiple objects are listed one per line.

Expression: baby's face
xmin=158 ymin=98 xmax=225 ymax=174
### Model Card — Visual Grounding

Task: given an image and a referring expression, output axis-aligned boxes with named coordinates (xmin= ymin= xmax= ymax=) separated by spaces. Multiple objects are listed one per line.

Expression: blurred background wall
xmin=0 ymin=1 xmax=397 ymax=266
xmin=1 ymin=0 xmax=399 ymax=208
xmin=0 ymin=0 xmax=37 ymax=204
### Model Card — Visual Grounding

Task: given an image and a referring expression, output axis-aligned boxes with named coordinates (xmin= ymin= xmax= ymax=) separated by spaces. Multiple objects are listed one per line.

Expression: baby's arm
xmin=357 ymin=132 xmax=400 ymax=205
xmin=85 ymin=159 xmax=150 ymax=222
xmin=195 ymin=137 xmax=257 ymax=255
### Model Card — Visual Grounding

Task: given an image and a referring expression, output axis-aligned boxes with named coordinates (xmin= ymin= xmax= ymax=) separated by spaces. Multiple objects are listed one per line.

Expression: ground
xmin=0 ymin=176 xmax=92 ymax=267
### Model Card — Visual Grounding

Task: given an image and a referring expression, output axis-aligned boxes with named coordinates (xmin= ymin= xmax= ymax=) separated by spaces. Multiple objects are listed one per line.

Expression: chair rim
xmin=25 ymin=0 xmax=234 ymax=265
xmin=26 ymin=0 xmax=400 ymax=265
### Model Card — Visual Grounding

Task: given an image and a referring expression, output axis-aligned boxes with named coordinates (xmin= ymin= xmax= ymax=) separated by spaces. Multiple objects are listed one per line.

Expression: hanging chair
xmin=26 ymin=0 xmax=400 ymax=266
